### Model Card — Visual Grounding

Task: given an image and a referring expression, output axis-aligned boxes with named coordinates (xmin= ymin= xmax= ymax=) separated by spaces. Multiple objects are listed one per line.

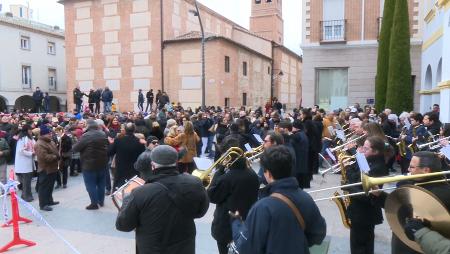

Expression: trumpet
xmin=417 ymin=136 xmax=450 ymax=150
xmin=329 ymin=134 xmax=367 ymax=154
xmin=192 ymin=147 xmax=244 ymax=187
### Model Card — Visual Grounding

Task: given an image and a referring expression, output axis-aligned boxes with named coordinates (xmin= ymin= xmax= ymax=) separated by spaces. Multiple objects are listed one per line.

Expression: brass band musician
xmin=372 ymin=151 xmax=450 ymax=254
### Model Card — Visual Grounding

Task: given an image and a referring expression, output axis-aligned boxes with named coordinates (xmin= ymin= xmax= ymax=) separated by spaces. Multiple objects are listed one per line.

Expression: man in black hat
xmin=116 ymin=145 xmax=209 ymax=254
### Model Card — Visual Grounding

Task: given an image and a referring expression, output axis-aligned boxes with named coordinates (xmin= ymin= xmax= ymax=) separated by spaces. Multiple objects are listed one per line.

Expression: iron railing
xmin=320 ymin=19 xmax=346 ymax=42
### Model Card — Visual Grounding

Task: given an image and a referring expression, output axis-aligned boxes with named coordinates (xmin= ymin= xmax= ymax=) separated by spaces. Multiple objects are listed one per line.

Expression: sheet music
xmin=441 ymin=146 xmax=450 ymax=160
xmin=326 ymin=148 xmax=336 ymax=162
xmin=193 ymin=157 xmax=213 ymax=170
xmin=253 ymin=134 xmax=264 ymax=144
xmin=335 ymin=130 xmax=346 ymax=141
xmin=356 ymin=152 xmax=370 ymax=173
xmin=244 ymin=143 xmax=253 ymax=152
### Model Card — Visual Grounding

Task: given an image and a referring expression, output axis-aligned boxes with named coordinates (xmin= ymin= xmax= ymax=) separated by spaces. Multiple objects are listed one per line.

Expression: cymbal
xmin=385 ymin=185 xmax=450 ymax=253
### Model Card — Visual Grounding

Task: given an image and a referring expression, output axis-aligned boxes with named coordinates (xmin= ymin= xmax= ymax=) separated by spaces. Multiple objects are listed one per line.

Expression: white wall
xmin=0 ymin=22 xmax=66 ymax=106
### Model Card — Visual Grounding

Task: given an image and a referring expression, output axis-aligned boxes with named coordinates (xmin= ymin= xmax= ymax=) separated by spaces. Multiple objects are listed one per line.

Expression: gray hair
xmin=86 ymin=119 xmax=99 ymax=130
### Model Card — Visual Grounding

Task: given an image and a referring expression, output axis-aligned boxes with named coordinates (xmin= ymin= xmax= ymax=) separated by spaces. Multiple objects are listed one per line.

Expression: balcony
xmin=320 ymin=19 xmax=346 ymax=43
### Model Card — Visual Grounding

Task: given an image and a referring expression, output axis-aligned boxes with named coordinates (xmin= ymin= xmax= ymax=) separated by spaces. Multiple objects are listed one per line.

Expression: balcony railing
xmin=320 ymin=19 xmax=346 ymax=42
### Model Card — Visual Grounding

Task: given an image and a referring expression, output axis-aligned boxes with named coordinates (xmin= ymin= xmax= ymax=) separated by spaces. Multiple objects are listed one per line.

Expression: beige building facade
xmin=301 ymin=0 xmax=422 ymax=111
xmin=61 ymin=0 xmax=302 ymax=111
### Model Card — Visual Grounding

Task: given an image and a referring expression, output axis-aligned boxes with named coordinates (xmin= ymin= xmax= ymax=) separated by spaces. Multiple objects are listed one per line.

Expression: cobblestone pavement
xmin=0 ymin=165 xmax=392 ymax=254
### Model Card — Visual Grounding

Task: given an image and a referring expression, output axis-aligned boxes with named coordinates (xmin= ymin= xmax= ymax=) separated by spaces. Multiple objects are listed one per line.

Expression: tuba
xmin=192 ymin=147 xmax=244 ymax=187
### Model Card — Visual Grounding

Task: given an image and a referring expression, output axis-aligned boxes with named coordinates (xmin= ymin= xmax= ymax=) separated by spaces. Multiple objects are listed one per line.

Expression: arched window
xmin=425 ymin=65 xmax=432 ymax=90
xmin=436 ymin=58 xmax=442 ymax=86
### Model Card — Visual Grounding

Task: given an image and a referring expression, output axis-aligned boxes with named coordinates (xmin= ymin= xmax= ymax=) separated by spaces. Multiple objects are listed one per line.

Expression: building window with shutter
xmin=48 ymin=42 xmax=56 ymax=55
xmin=225 ymin=56 xmax=230 ymax=73
xmin=243 ymin=93 xmax=247 ymax=106
xmin=22 ymin=65 xmax=32 ymax=88
xmin=20 ymin=36 xmax=30 ymax=50
xmin=225 ymin=97 xmax=230 ymax=107
xmin=48 ymin=68 xmax=57 ymax=90
xmin=243 ymin=61 xmax=247 ymax=76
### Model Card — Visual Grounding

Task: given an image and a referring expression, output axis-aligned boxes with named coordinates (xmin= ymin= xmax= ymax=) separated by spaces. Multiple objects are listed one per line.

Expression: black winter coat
xmin=345 ymin=154 xmax=388 ymax=225
xmin=208 ymin=163 xmax=259 ymax=243
xmin=72 ymin=129 xmax=109 ymax=170
xmin=109 ymin=134 xmax=145 ymax=187
xmin=116 ymin=167 xmax=209 ymax=254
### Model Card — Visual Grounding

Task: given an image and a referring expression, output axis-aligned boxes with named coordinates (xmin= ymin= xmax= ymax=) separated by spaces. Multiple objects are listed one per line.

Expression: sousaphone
xmin=385 ymin=185 xmax=450 ymax=253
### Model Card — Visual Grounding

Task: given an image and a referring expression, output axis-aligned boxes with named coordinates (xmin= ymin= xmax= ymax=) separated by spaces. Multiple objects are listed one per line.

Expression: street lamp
xmin=189 ymin=1 xmax=206 ymax=110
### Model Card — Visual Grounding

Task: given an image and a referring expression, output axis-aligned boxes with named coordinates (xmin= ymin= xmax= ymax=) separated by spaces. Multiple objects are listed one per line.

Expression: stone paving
xmin=0 ymin=166 xmax=392 ymax=254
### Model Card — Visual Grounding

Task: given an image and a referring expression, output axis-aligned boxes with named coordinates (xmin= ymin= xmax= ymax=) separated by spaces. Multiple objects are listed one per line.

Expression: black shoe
xmin=98 ymin=202 xmax=104 ymax=207
xmin=40 ymin=206 xmax=53 ymax=211
xmin=105 ymin=190 xmax=111 ymax=196
xmin=86 ymin=204 xmax=99 ymax=210
xmin=49 ymin=201 xmax=60 ymax=206
xmin=63 ymin=185 xmax=67 ymax=189
xmin=23 ymin=197 xmax=34 ymax=202
xmin=55 ymin=185 xmax=61 ymax=189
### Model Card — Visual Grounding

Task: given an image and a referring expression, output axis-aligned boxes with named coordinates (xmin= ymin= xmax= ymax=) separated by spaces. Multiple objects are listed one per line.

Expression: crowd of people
xmin=0 ymin=97 xmax=449 ymax=254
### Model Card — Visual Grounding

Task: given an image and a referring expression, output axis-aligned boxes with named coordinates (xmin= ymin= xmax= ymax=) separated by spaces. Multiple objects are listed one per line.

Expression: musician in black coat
xmin=207 ymin=136 xmax=259 ymax=254
xmin=291 ymin=120 xmax=310 ymax=189
xmin=108 ymin=123 xmax=146 ymax=190
xmin=116 ymin=145 xmax=209 ymax=254
xmin=345 ymin=136 xmax=389 ymax=254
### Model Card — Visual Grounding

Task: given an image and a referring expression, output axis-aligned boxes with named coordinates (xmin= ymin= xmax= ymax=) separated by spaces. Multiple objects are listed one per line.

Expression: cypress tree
xmin=385 ymin=0 xmax=412 ymax=113
xmin=375 ymin=0 xmax=396 ymax=112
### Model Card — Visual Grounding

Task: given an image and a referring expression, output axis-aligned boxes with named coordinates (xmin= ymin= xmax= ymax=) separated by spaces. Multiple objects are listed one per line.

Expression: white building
xmin=0 ymin=10 xmax=66 ymax=112
xmin=419 ymin=0 xmax=450 ymax=123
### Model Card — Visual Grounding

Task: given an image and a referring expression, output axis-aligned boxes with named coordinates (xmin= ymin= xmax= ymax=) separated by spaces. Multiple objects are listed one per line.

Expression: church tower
xmin=250 ymin=0 xmax=284 ymax=44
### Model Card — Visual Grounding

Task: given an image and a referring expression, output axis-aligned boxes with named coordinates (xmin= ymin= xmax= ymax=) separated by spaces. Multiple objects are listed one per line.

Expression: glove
xmin=404 ymin=218 xmax=428 ymax=241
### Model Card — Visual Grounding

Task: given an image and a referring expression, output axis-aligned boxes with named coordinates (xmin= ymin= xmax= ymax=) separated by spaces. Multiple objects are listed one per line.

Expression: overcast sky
xmin=0 ymin=0 xmax=302 ymax=54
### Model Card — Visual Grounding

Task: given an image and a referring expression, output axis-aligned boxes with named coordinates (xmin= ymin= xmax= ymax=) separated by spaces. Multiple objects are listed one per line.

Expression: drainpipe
xmin=361 ymin=0 xmax=365 ymax=41
xmin=160 ymin=0 xmax=165 ymax=92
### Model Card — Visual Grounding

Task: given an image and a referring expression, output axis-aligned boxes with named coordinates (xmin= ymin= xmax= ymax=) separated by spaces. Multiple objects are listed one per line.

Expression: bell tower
xmin=250 ymin=0 xmax=284 ymax=44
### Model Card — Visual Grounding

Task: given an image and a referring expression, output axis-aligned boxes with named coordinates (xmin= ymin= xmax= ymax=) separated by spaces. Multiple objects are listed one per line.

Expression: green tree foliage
xmin=375 ymin=0 xmax=396 ymax=112
xmin=385 ymin=0 xmax=413 ymax=113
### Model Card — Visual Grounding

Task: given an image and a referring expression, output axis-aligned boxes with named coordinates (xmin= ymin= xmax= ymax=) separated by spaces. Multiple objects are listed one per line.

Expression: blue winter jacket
xmin=236 ymin=177 xmax=326 ymax=254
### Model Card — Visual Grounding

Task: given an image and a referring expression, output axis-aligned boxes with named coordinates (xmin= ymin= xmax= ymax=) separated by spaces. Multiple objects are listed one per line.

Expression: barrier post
xmin=0 ymin=169 xmax=36 ymax=252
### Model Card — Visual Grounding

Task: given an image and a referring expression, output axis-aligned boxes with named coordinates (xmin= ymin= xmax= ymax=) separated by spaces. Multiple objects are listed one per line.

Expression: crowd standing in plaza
xmin=0 ymin=89 xmax=449 ymax=254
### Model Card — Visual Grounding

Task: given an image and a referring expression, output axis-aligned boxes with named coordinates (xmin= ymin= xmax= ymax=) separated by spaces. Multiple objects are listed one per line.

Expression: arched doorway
xmin=14 ymin=95 xmax=35 ymax=112
xmin=425 ymin=65 xmax=432 ymax=90
xmin=0 ymin=96 xmax=7 ymax=113
xmin=48 ymin=96 xmax=61 ymax=112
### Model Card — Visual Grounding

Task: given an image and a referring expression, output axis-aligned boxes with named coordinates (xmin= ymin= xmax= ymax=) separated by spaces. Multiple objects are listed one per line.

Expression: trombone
xmin=244 ymin=144 xmax=264 ymax=163
xmin=318 ymin=154 xmax=355 ymax=176
xmin=308 ymin=170 xmax=450 ymax=197
xmin=192 ymin=147 xmax=244 ymax=187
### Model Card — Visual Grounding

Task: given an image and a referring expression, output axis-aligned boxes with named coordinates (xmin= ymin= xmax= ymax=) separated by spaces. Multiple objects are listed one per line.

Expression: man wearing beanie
xmin=72 ymin=119 xmax=109 ymax=210
xmin=116 ymin=145 xmax=209 ymax=254
xmin=34 ymin=125 xmax=60 ymax=211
